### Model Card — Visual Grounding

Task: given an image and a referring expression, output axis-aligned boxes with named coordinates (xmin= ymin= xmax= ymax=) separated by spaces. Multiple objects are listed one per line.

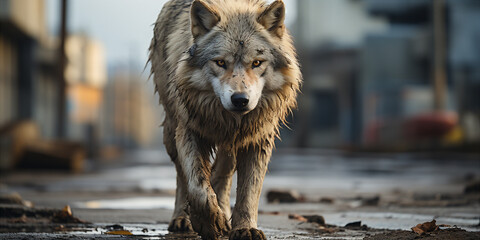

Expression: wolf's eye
xmin=215 ymin=60 xmax=226 ymax=69
xmin=252 ymin=60 xmax=263 ymax=68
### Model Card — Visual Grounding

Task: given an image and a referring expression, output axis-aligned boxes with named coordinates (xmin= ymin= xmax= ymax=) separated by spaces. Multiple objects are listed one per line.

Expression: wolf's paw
xmin=191 ymin=209 xmax=231 ymax=239
xmin=168 ymin=216 xmax=194 ymax=233
xmin=229 ymin=228 xmax=266 ymax=240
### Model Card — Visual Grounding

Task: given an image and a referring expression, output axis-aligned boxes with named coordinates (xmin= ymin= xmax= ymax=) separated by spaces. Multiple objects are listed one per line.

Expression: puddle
xmin=65 ymin=223 xmax=170 ymax=236
xmin=59 ymin=224 xmax=294 ymax=239
xmin=52 ymin=223 xmax=200 ymax=239
xmin=73 ymin=196 xmax=175 ymax=210
xmin=1 ymin=224 xmax=303 ymax=240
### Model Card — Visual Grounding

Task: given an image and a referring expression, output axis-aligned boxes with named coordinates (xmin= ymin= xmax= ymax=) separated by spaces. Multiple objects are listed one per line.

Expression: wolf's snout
xmin=231 ymin=93 xmax=249 ymax=109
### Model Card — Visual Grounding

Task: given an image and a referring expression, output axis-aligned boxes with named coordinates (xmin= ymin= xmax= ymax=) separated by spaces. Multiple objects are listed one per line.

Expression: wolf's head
xmin=186 ymin=0 xmax=293 ymax=115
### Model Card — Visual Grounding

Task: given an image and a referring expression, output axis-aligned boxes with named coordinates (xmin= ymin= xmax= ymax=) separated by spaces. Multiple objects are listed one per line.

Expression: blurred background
xmin=1 ymin=0 xmax=479 ymax=172
xmin=0 ymin=0 xmax=479 ymax=236
xmin=287 ymin=0 xmax=480 ymax=151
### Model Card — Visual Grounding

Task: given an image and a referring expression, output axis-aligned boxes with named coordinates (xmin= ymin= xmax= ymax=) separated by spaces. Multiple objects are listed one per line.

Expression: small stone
xmin=267 ymin=190 xmax=304 ymax=203
xmin=302 ymin=215 xmax=325 ymax=225
xmin=345 ymin=221 xmax=362 ymax=228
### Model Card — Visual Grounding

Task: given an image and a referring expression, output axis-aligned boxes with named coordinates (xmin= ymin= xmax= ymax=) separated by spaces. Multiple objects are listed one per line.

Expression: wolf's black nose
xmin=231 ymin=93 xmax=249 ymax=109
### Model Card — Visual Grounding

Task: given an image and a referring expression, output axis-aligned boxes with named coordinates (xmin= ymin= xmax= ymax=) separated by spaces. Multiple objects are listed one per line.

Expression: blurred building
xmin=362 ymin=0 xmax=480 ymax=147
xmin=0 ymin=0 xmax=111 ymax=163
xmin=290 ymin=0 xmax=480 ymax=149
xmin=0 ymin=0 xmax=82 ymax=171
xmin=0 ymin=0 xmax=166 ymax=171
xmin=447 ymin=0 xmax=480 ymax=143
xmin=101 ymin=66 xmax=162 ymax=150
xmin=0 ymin=0 xmax=59 ymax=138
xmin=64 ymin=34 xmax=107 ymax=156
xmin=288 ymin=0 xmax=387 ymax=148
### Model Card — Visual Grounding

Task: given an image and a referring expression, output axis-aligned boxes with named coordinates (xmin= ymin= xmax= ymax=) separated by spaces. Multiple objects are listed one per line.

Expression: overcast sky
xmin=46 ymin=0 xmax=297 ymax=70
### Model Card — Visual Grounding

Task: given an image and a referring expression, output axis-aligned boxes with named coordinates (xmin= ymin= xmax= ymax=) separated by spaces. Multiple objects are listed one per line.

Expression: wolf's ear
xmin=258 ymin=0 xmax=285 ymax=38
xmin=191 ymin=0 xmax=220 ymax=39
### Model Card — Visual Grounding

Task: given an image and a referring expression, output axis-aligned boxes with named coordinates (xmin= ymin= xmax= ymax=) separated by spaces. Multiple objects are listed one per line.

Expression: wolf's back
xmin=149 ymin=0 xmax=193 ymax=106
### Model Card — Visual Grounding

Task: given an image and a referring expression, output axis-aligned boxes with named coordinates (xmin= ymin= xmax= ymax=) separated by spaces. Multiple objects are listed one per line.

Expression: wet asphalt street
xmin=1 ymin=149 xmax=479 ymax=239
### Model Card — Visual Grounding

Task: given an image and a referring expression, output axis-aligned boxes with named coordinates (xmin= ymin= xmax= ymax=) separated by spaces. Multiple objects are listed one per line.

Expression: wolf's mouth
xmin=231 ymin=108 xmax=250 ymax=115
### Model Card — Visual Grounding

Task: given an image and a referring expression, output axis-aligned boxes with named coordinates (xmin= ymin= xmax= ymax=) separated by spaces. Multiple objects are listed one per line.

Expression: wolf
xmin=149 ymin=0 xmax=301 ymax=239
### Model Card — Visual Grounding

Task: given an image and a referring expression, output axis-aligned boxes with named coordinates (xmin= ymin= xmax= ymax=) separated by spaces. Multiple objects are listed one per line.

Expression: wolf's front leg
xmin=230 ymin=144 xmax=272 ymax=240
xmin=168 ymin=168 xmax=193 ymax=232
xmin=211 ymin=147 xmax=236 ymax=219
xmin=175 ymin=127 xmax=231 ymax=240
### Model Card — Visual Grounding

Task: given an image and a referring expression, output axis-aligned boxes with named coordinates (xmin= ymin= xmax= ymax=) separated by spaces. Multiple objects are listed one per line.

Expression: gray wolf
xmin=149 ymin=0 xmax=301 ymax=239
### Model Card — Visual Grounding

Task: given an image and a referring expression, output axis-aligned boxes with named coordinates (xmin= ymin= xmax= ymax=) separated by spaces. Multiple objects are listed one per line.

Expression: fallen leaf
xmin=61 ymin=205 xmax=72 ymax=216
xmin=412 ymin=226 xmax=425 ymax=235
xmin=411 ymin=220 xmax=439 ymax=235
xmin=105 ymin=230 xmax=133 ymax=235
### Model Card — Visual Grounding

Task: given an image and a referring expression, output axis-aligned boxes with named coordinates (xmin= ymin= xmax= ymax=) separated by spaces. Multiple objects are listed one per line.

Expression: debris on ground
xmin=105 ymin=224 xmax=124 ymax=231
xmin=266 ymin=189 xmax=305 ymax=203
xmin=344 ymin=221 xmax=362 ymax=228
xmin=411 ymin=220 xmax=439 ymax=235
xmin=288 ymin=213 xmax=371 ymax=234
xmin=302 ymin=215 xmax=325 ymax=225
xmin=1 ymin=203 xmax=91 ymax=234
xmin=19 ymin=140 xmax=86 ymax=173
xmin=51 ymin=205 xmax=86 ymax=224
xmin=1 ymin=201 xmax=88 ymax=225
xmin=344 ymin=221 xmax=369 ymax=230
xmin=365 ymin=228 xmax=480 ymax=240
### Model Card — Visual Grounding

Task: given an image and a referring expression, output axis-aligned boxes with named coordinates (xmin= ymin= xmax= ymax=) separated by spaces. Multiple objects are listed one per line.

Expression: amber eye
xmin=252 ymin=60 xmax=263 ymax=68
xmin=215 ymin=60 xmax=226 ymax=69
